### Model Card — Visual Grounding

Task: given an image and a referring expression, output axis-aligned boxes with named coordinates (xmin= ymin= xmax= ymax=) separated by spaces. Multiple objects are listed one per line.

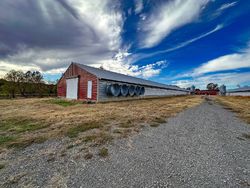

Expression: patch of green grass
xmin=66 ymin=122 xmax=102 ymax=138
xmin=0 ymin=164 xmax=5 ymax=170
xmin=0 ymin=118 xmax=48 ymax=133
xmin=6 ymin=136 xmax=47 ymax=149
xmin=98 ymin=147 xmax=108 ymax=157
xmin=0 ymin=135 xmax=17 ymax=146
xmin=47 ymin=99 xmax=78 ymax=107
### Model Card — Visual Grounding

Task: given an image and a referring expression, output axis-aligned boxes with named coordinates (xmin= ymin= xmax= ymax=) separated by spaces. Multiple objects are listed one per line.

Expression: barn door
xmin=66 ymin=78 xmax=78 ymax=99
xmin=87 ymin=80 xmax=92 ymax=99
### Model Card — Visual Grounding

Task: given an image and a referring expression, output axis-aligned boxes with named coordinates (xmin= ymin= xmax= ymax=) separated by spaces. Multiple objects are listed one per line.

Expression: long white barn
xmin=227 ymin=87 xmax=250 ymax=96
xmin=57 ymin=63 xmax=189 ymax=102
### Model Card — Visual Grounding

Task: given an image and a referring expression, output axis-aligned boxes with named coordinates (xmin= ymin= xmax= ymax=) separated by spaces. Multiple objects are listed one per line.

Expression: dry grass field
xmin=0 ymin=96 xmax=203 ymax=152
xmin=215 ymin=96 xmax=250 ymax=124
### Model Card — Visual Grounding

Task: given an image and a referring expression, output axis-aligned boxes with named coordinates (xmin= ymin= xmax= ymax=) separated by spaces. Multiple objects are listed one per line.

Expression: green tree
xmin=3 ymin=70 xmax=55 ymax=98
xmin=207 ymin=83 xmax=218 ymax=90
xmin=4 ymin=70 xmax=21 ymax=98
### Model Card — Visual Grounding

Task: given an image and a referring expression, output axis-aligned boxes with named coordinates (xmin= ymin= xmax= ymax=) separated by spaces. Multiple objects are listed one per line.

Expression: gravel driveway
xmin=1 ymin=100 xmax=250 ymax=187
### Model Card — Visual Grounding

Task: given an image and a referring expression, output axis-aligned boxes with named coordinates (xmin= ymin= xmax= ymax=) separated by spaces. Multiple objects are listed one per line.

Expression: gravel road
xmin=1 ymin=100 xmax=250 ymax=187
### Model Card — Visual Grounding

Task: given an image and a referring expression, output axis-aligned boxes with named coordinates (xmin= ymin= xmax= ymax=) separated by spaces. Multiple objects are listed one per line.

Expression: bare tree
xmin=31 ymin=71 xmax=44 ymax=96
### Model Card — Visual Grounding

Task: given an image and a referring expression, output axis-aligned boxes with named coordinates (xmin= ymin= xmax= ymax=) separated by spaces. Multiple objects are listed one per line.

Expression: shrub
xmin=98 ymin=147 xmax=108 ymax=157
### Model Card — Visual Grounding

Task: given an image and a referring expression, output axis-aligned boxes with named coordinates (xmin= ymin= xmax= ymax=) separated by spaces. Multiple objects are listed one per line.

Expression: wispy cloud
xmin=132 ymin=24 xmax=223 ymax=63
xmin=218 ymin=1 xmax=238 ymax=12
xmin=140 ymin=0 xmax=210 ymax=48
xmin=134 ymin=0 xmax=143 ymax=14
xmin=212 ymin=1 xmax=238 ymax=18
xmin=162 ymin=24 xmax=223 ymax=52
xmin=192 ymin=47 xmax=250 ymax=76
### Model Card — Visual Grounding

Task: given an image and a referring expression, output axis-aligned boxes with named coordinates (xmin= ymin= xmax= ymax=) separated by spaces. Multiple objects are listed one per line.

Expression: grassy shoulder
xmin=0 ymin=96 xmax=202 ymax=150
xmin=46 ymin=98 xmax=80 ymax=107
xmin=215 ymin=96 xmax=250 ymax=124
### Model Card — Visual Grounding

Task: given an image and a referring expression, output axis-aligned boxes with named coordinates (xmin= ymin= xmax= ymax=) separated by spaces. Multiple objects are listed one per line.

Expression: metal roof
xmin=75 ymin=63 xmax=187 ymax=91
xmin=227 ymin=86 xmax=250 ymax=93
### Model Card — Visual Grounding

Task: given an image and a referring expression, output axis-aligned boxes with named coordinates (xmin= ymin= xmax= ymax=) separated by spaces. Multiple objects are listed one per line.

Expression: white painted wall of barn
xmin=98 ymin=80 xmax=188 ymax=102
xmin=144 ymin=87 xmax=188 ymax=96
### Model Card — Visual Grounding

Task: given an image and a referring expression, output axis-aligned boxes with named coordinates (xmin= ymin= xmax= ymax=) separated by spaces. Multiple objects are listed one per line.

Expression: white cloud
xmin=218 ymin=1 xmax=237 ymax=11
xmin=70 ymin=0 xmax=123 ymax=51
xmin=94 ymin=51 xmax=168 ymax=79
xmin=172 ymin=72 xmax=250 ymax=89
xmin=140 ymin=0 xmax=210 ymax=48
xmin=171 ymin=43 xmax=250 ymax=89
xmin=0 ymin=61 xmax=40 ymax=77
xmin=192 ymin=48 xmax=250 ymax=76
xmin=134 ymin=0 xmax=143 ymax=14
xmin=0 ymin=0 xmax=124 ymax=78
xmin=212 ymin=1 xmax=238 ymax=18
xmin=161 ymin=24 xmax=223 ymax=52
xmin=0 ymin=45 xmax=166 ymax=80
xmin=133 ymin=24 xmax=223 ymax=62
xmin=0 ymin=0 xmax=167 ymax=80
xmin=0 ymin=47 xmax=72 ymax=77
xmin=139 ymin=60 xmax=168 ymax=78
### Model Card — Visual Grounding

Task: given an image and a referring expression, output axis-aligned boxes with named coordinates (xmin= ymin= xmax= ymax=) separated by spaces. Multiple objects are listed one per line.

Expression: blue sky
xmin=0 ymin=0 xmax=250 ymax=89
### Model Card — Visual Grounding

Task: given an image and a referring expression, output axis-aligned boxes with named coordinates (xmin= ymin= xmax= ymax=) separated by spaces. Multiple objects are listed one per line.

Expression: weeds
xmin=119 ymin=120 xmax=134 ymax=128
xmin=6 ymin=136 xmax=47 ymax=149
xmin=0 ymin=164 xmax=5 ymax=170
xmin=82 ymin=135 xmax=98 ymax=143
xmin=154 ymin=117 xmax=167 ymax=124
xmin=113 ymin=129 xmax=123 ymax=134
xmin=0 ymin=136 xmax=17 ymax=146
xmin=0 ymin=118 xmax=48 ymax=133
xmin=99 ymin=147 xmax=108 ymax=157
xmin=47 ymin=99 xmax=78 ymax=107
xmin=95 ymin=133 xmax=113 ymax=145
xmin=150 ymin=123 xmax=160 ymax=127
xmin=66 ymin=122 xmax=102 ymax=138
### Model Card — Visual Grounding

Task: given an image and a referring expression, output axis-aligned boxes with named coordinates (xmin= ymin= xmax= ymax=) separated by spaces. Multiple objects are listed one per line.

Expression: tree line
xmin=0 ymin=70 xmax=57 ymax=98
